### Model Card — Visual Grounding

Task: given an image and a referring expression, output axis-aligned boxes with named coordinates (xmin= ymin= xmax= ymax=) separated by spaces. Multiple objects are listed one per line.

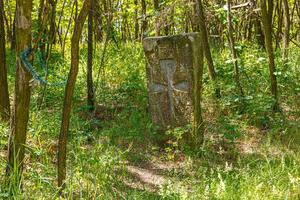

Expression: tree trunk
xmin=37 ymin=0 xmax=46 ymax=56
xmin=249 ymin=0 xmax=264 ymax=48
xmin=191 ymin=34 xmax=204 ymax=147
xmin=260 ymin=0 xmax=279 ymax=110
xmin=0 ymin=0 xmax=10 ymax=122
xmin=94 ymin=1 xmax=103 ymax=42
xmin=153 ymin=0 xmax=160 ymax=36
xmin=38 ymin=0 xmax=45 ymax=31
xmin=46 ymin=0 xmax=57 ymax=60
xmin=10 ymin=10 xmax=16 ymax=51
xmin=196 ymin=0 xmax=221 ymax=98
xmin=4 ymin=0 xmax=13 ymax=47
xmin=254 ymin=16 xmax=265 ymax=48
xmin=62 ymin=1 xmax=75 ymax=57
xmin=56 ymin=0 xmax=67 ymax=49
xmin=57 ymin=0 xmax=91 ymax=190
xmin=87 ymin=0 xmax=95 ymax=111
xmin=134 ymin=0 xmax=139 ymax=40
xmin=7 ymin=0 xmax=32 ymax=181
xmin=275 ymin=0 xmax=283 ymax=50
xmin=282 ymin=0 xmax=290 ymax=62
xmin=227 ymin=0 xmax=244 ymax=97
xmin=121 ymin=4 xmax=128 ymax=42
xmin=102 ymin=0 xmax=113 ymax=41
xmin=141 ymin=0 xmax=147 ymax=39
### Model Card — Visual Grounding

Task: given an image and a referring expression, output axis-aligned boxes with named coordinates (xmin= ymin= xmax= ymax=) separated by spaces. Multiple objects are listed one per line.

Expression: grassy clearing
xmin=0 ymin=42 xmax=300 ymax=199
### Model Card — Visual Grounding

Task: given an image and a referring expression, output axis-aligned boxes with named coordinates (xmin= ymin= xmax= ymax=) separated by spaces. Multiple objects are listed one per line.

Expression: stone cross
xmin=151 ymin=59 xmax=189 ymax=121
xmin=143 ymin=33 xmax=204 ymax=145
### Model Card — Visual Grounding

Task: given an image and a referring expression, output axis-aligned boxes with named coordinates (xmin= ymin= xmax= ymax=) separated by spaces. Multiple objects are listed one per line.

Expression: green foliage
xmin=165 ymin=126 xmax=190 ymax=160
xmin=1 ymin=42 xmax=300 ymax=199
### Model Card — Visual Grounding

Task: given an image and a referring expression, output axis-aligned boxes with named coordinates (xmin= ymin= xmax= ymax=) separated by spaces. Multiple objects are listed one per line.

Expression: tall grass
xmin=0 ymin=42 xmax=299 ymax=199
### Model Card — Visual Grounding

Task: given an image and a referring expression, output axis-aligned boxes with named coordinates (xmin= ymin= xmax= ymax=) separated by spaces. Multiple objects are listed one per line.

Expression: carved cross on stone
xmin=151 ymin=59 xmax=189 ymax=121
xmin=143 ymin=33 xmax=204 ymax=146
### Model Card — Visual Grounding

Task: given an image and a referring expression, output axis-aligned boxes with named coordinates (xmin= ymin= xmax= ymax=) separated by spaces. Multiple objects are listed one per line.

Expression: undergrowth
xmin=0 ymin=42 xmax=300 ymax=199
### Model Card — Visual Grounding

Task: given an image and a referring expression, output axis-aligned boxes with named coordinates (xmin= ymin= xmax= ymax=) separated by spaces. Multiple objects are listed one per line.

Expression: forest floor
xmin=1 ymin=43 xmax=300 ymax=199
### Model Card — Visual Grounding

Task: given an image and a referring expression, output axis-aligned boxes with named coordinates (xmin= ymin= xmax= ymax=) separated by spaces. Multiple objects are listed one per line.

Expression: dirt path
xmin=124 ymin=159 xmax=185 ymax=192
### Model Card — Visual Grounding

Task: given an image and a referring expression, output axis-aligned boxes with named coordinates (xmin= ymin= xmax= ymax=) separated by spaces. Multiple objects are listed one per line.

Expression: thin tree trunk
xmin=134 ymin=0 xmax=139 ymax=40
xmin=7 ymin=0 xmax=32 ymax=182
xmin=169 ymin=6 xmax=175 ymax=35
xmin=191 ymin=34 xmax=204 ymax=147
xmin=0 ymin=0 xmax=10 ymax=122
xmin=56 ymin=0 xmax=67 ymax=49
xmin=121 ymin=3 xmax=127 ymax=41
xmin=37 ymin=0 xmax=47 ymax=56
xmin=249 ymin=0 xmax=265 ymax=48
xmin=10 ymin=10 xmax=16 ymax=51
xmin=103 ymin=0 xmax=113 ymax=41
xmin=57 ymin=0 xmax=91 ymax=190
xmin=196 ymin=0 xmax=221 ymax=98
xmin=260 ymin=0 xmax=279 ymax=110
xmin=38 ymin=0 xmax=45 ymax=30
xmin=153 ymin=0 xmax=160 ymax=36
xmin=275 ymin=0 xmax=283 ymax=49
xmin=282 ymin=0 xmax=290 ymax=62
xmin=4 ymin=0 xmax=12 ymax=46
xmin=93 ymin=9 xmax=111 ymax=96
xmin=255 ymin=17 xmax=265 ymax=48
xmin=46 ymin=0 xmax=57 ymax=60
xmin=227 ymin=0 xmax=244 ymax=97
xmin=62 ymin=1 xmax=75 ymax=57
xmin=87 ymin=0 xmax=95 ymax=111
xmin=141 ymin=0 xmax=147 ymax=39
xmin=94 ymin=1 xmax=103 ymax=42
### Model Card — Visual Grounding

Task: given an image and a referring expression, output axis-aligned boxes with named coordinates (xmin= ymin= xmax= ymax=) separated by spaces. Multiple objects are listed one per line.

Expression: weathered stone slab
xmin=143 ymin=33 xmax=204 ymax=142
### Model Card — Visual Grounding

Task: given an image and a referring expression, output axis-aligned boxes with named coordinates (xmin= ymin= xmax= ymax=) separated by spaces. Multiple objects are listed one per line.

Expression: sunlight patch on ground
xmin=126 ymin=165 xmax=167 ymax=187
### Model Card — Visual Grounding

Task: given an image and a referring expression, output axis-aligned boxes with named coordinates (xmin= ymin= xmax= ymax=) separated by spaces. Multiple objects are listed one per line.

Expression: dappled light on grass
xmin=0 ymin=42 xmax=300 ymax=199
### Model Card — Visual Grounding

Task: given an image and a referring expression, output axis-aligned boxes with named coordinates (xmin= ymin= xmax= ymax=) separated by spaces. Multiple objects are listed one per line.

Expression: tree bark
xmin=38 ymin=0 xmax=46 ymax=52
xmin=0 ymin=0 xmax=10 ymax=122
xmin=94 ymin=0 xmax=103 ymax=42
xmin=191 ymin=34 xmax=204 ymax=147
xmin=62 ymin=1 xmax=76 ymax=57
xmin=275 ymin=0 xmax=283 ymax=49
xmin=56 ymin=0 xmax=67 ymax=48
xmin=57 ymin=0 xmax=91 ymax=190
xmin=153 ymin=0 xmax=160 ymax=36
xmin=10 ymin=10 xmax=16 ymax=50
xmin=4 ymin=0 xmax=13 ymax=48
xmin=254 ymin=16 xmax=265 ymax=48
xmin=141 ymin=0 xmax=147 ymax=39
xmin=196 ymin=0 xmax=221 ymax=98
xmin=282 ymin=0 xmax=290 ymax=62
xmin=134 ymin=0 xmax=139 ymax=40
xmin=46 ymin=0 xmax=57 ymax=60
xmin=87 ymin=0 xmax=95 ymax=111
xmin=260 ymin=0 xmax=279 ymax=110
xmin=227 ymin=0 xmax=244 ymax=97
xmin=7 ymin=0 xmax=32 ymax=181
xmin=38 ymin=0 xmax=45 ymax=30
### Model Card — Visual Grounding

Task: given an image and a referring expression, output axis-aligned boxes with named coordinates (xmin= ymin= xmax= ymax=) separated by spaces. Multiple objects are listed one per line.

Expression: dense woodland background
xmin=0 ymin=0 xmax=300 ymax=199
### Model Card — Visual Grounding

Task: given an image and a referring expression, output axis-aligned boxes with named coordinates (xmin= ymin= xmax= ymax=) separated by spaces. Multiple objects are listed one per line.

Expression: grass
xmin=0 ymin=42 xmax=300 ymax=199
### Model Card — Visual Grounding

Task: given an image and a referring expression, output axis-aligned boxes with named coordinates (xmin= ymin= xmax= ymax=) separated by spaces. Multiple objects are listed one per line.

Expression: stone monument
xmin=143 ymin=33 xmax=204 ymax=145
